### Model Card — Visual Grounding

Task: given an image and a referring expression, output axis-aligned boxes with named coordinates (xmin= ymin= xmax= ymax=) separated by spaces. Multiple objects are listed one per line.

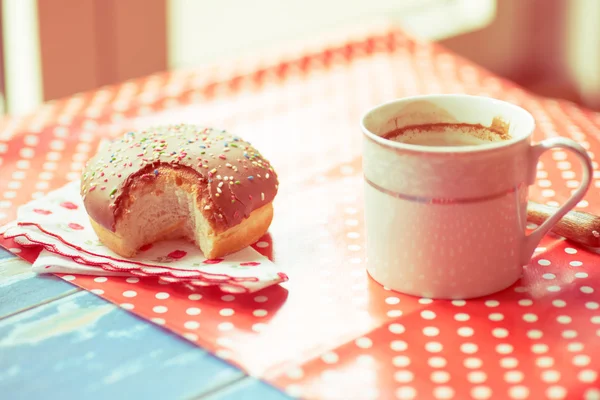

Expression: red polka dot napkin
xmin=1 ymin=181 xmax=287 ymax=293
xmin=1 ymin=26 xmax=600 ymax=399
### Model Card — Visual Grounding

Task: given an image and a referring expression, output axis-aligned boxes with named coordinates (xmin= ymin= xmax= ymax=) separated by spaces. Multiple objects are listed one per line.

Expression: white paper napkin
xmin=1 ymin=181 xmax=288 ymax=293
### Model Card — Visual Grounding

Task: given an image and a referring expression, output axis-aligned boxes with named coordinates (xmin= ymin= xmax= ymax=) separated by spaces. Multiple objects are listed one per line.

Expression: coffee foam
xmin=383 ymin=122 xmax=511 ymax=147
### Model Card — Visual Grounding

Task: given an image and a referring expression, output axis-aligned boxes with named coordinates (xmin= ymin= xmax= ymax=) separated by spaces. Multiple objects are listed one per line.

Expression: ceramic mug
xmin=360 ymin=94 xmax=593 ymax=299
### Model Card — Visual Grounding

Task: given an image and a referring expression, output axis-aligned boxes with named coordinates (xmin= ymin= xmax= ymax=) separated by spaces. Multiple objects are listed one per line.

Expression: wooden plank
xmin=0 ymin=246 xmax=15 ymax=260
xmin=0 ymin=291 xmax=243 ymax=399
xmin=0 ymin=256 xmax=79 ymax=319
xmin=204 ymin=377 xmax=290 ymax=400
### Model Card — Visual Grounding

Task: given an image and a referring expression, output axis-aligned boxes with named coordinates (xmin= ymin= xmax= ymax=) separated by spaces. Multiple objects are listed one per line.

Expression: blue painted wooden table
xmin=0 ymin=246 xmax=291 ymax=399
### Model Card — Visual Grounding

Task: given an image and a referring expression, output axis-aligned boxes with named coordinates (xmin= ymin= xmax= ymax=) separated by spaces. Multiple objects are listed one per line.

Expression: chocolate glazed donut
xmin=80 ymin=124 xmax=278 ymax=259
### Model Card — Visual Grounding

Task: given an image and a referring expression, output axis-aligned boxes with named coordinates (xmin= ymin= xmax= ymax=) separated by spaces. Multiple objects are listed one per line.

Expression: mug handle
xmin=521 ymin=137 xmax=594 ymax=264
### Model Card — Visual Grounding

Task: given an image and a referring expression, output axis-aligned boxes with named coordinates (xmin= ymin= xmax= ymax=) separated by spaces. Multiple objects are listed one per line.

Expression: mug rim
xmin=360 ymin=94 xmax=537 ymax=154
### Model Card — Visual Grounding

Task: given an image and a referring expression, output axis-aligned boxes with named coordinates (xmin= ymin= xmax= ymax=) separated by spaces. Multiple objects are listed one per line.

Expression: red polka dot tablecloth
xmin=1 ymin=25 xmax=600 ymax=399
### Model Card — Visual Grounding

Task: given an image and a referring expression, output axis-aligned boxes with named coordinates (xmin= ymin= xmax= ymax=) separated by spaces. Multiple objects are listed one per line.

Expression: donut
xmin=80 ymin=124 xmax=278 ymax=259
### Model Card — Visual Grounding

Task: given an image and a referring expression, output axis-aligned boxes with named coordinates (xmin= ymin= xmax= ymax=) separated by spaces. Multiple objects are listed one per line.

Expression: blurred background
xmin=1 ymin=0 xmax=598 ymax=116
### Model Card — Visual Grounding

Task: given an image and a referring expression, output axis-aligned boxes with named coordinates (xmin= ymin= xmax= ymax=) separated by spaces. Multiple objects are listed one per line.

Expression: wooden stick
xmin=527 ymin=201 xmax=600 ymax=248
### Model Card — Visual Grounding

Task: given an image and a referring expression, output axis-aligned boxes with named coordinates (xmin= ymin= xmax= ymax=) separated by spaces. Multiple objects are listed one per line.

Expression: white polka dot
xmin=489 ymin=313 xmax=504 ymax=321
xmin=538 ymin=259 xmax=551 ymax=266
xmin=252 ymin=323 xmax=267 ymax=332
xmin=421 ymin=310 xmax=436 ymax=320
xmin=394 ymin=370 xmax=414 ymax=383
xmin=428 ymin=357 xmax=447 ymax=368
xmin=485 ymin=300 xmax=499 ymax=307
xmin=496 ymin=344 xmax=513 ymax=354
xmin=321 ymin=351 xmax=339 ymax=364
xmin=387 ymin=310 xmax=403 ymax=318
xmin=531 ymin=344 xmax=549 ymax=354
xmin=120 ymin=303 xmax=134 ymax=310
xmin=62 ymin=275 xmax=76 ymax=281
xmin=565 ymin=247 xmax=577 ymax=254
xmin=570 ymin=261 xmax=583 ymax=267
xmin=254 ymin=296 xmax=268 ymax=303
xmin=581 ymin=286 xmax=594 ymax=294
xmin=153 ymin=306 xmax=167 ymax=313
xmin=154 ymin=292 xmax=169 ymax=300
xmin=464 ymin=357 xmax=482 ymax=369
xmin=542 ymin=189 xmax=556 ymax=197
xmin=500 ymin=357 xmax=518 ymax=369
xmin=586 ymin=302 xmax=599 ymax=310
xmin=186 ymin=307 xmax=201 ymax=316
xmin=553 ymin=299 xmax=566 ymax=307
xmin=94 ymin=277 xmax=108 ymax=283
xmin=390 ymin=340 xmax=408 ymax=351
xmin=457 ymin=327 xmax=474 ymax=337
xmin=504 ymin=370 xmax=524 ymax=383
xmin=422 ymin=327 xmax=439 ymax=337
xmin=492 ymin=328 xmax=509 ymax=338
xmin=122 ymin=290 xmax=137 ymax=298
xmin=547 ymin=285 xmax=561 ymax=292
xmin=347 ymin=244 xmax=361 ymax=251
xmin=386 ymin=296 xmax=400 ymax=305
xmin=514 ymin=286 xmax=528 ymax=293
xmin=357 ymin=355 xmax=375 ymax=367
xmin=126 ymin=277 xmax=139 ymax=283
xmin=468 ymin=371 xmax=487 ymax=383
xmin=538 ymin=178 xmax=551 ymax=186
xmin=542 ymin=273 xmax=556 ymax=280
xmin=562 ymin=330 xmax=578 ymax=338
xmin=518 ymin=299 xmax=533 ymax=306
xmin=184 ymin=321 xmax=200 ymax=330
xmin=216 ymin=337 xmax=233 ymax=348
xmin=395 ymin=386 xmax=417 ymax=399
xmin=425 ymin=342 xmax=443 ymax=353
xmin=286 ymin=367 xmax=304 ymax=380
xmin=345 ymin=219 xmax=359 ymax=226
xmin=355 ymin=337 xmax=372 ymax=348
xmin=471 ymin=386 xmax=492 ymax=400
xmin=523 ymin=313 xmax=538 ymax=322
xmin=419 ymin=298 xmax=433 ymax=304
xmin=452 ymin=300 xmax=466 ymax=306
xmin=220 ymin=294 xmax=234 ymax=301
xmin=255 ymin=241 xmax=269 ymax=248
xmin=219 ymin=308 xmax=235 ymax=316
xmin=433 ymin=386 xmax=454 ymax=399
xmin=547 ymin=386 xmax=567 ymax=399
xmin=346 ymin=232 xmax=360 ymax=239
xmin=556 ymin=315 xmax=571 ymax=324
xmin=253 ymin=309 xmax=268 ymax=317
xmin=151 ymin=318 xmax=165 ymax=325
xmin=91 ymin=289 xmax=104 ymax=295
xmin=454 ymin=313 xmax=470 ymax=321
xmin=431 ymin=371 xmax=450 ymax=383
xmin=575 ymin=272 xmax=588 ymax=278
xmin=573 ymin=355 xmax=591 ymax=366
xmin=508 ymin=386 xmax=529 ymax=399
xmin=536 ymin=356 xmax=554 ymax=368
xmin=461 ymin=343 xmax=478 ymax=354
xmin=585 ymin=388 xmax=600 ymax=400
xmin=568 ymin=342 xmax=584 ymax=352
xmin=389 ymin=323 xmax=406 ymax=334
xmin=218 ymin=322 xmax=234 ymax=331
xmin=387 ymin=357 xmax=411 ymax=375
xmin=542 ymin=370 xmax=561 ymax=383
xmin=578 ymin=369 xmax=597 ymax=383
